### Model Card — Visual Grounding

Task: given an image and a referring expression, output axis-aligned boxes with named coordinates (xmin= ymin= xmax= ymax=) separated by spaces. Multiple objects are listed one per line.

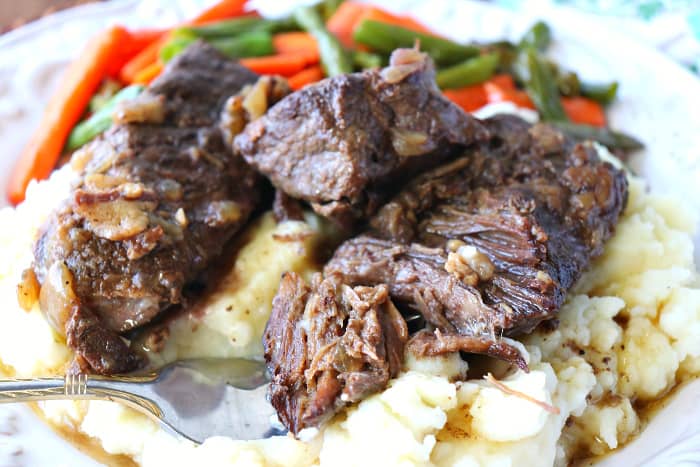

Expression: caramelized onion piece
xmin=391 ymin=128 xmax=430 ymax=156
xmin=114 ymin=93 xmax=165 ymax=125
xmin=219 ymin=95 xmax=247 ymax=146
xmin=76 ymin=200 xmax=152 ymax=240
xmin=381 ymin=48 xmax=427 ymax=84
xmin=242 ymin=79 xmax=269 ymax=121
xmin=203 ymin=200 xmax=242 ymax=227
xmin=39 ymin=262 xmax=78 ymax=333
xmin=17 ymin=268 xmax=40 ymax=311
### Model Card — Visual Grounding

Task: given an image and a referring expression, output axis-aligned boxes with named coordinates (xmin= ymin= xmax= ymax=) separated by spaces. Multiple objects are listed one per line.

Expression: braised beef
xmin=33 ymin=43 xmax=261 ymax=374
xmin=234 ymin=48 xmax=488 ymax=228
xmin=326 ymin=115 xmax=628 ymax=365
xmin=273 ymin=190 xmax=305 ymax=223
xmin=264 ymin=272 xmax=407 ymax=434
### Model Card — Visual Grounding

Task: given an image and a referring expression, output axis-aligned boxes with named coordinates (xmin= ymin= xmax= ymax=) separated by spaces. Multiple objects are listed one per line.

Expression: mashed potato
xmin=0 ymin=149 xmax=698 ymax=466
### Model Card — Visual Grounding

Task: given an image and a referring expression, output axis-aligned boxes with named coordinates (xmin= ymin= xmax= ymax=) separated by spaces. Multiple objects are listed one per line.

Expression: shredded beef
xmin=264 ymin=272 xmax=407 ymax=434
xmin=326 ymin=115 xmax=628 ymax=366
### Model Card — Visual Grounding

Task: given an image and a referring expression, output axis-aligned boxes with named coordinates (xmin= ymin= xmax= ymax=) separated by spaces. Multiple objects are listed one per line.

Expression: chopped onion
xmin=114 ymin=93 xmax=165 ymax=125
xmin=39 ymin=262 xmax=78 ymax=333
xmin=391 ymin=128 xmax=429 ymax=156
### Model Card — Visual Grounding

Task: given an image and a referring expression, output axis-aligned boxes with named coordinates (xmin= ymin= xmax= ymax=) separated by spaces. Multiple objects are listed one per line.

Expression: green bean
xmin=182 ymin=16 xmax=264 ymax=38
xmin=210 ymin=31 xmax=275 ymax=58
xmin=556 ymin=69 xmax=581 ymax=96
xmin=160 ymin=34 xmax=197 ymax=63
xmin=294 ymin=6 xmax=352 ymax=77
xmin=519 ymin=21 xmax=551 ymax=51
xmin=322 ymin=0 xmax=344 ymax=20
xmin=353 ymin=50 xmax=385 ymax=70
xmin=67 ymin=85 xmax=144 ymax=151
xmin=161 ymin=31 xmax=274 ymax=63
xmin=552 ymin=122 xmax=643 ymax=151
xmin=179 ymin=16 xmax=297 ymax=39
xmin=88 ymin=79 xmax=122 ymax=113
xmin=581 ymin=81 xmax=619 ymax=105
xmin=524 ymin=48 xmax=567 ymax=121
xmin=436 ymin=53 xmax=499 ymax=89
xmin=479 ymin=40 xmax=518 ymax=70
xmin=353 ymin=20 xmax=479 ymax=66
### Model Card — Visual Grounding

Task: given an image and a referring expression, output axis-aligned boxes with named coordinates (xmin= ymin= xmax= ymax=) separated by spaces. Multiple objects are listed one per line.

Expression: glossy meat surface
xmin=264 ymin=272 xmax=407 ymax=434
xmin=326 ymin=115 xmax=628 ymax=365
xmin=33 ymin=43 xmax=261 ymax=374
xmin=235 ymin=48 xmax=487 ymax=227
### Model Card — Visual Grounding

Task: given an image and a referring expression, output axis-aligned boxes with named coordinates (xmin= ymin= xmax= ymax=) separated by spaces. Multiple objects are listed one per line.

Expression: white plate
xmin=0 ymin=0 xmax=699 ymax=465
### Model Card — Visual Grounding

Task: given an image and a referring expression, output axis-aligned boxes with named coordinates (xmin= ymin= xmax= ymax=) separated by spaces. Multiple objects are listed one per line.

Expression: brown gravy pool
xmin=572 ymin=376 xmax=698 ymax=466
xmin=32 ymin=377 xmax=698 ymax=466
xmin=30 ymin=403 xmax=136 ymax=467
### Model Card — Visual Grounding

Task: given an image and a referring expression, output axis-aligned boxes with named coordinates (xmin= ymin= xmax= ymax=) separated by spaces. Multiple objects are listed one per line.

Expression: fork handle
xmin=0 ymin=375 xmax=162 ymax=419
xmin=0 ymin=376 xmax=76 ymax=402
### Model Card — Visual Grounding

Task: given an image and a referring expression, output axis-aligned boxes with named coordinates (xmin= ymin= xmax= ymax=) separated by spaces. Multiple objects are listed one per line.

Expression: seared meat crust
xmin=33 ymin=43 xmax=261 ymax=374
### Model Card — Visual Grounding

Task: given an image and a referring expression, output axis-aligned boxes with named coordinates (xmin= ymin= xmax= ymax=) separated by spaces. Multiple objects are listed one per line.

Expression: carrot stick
xmin=361 ymin=6 xmax=436 ymax=35
xmin=119 ymin=1 xmax=253 ymax=83
xmin=132 ymin=61 xmax=164 ymax=85
xmin=106 ymin=28 xmax=166 ymax=78
xmin=119 ymin=35 xmax=169 ymax=84
xmin=443 ymin=85 xmax=488 ymax=112
xmin=7 ymin=26 xmax=129 ymax=205
xmin=484 ymin=81 xmax=535 ymax=109
xmin=273 ymin=32 xmax=317 ymax=53
xmin=190 ymin=0 xmax=249 ymax=25
xmin=327 ymin=1 xmax=437 ymax=48
xmin=561 ymin=96 xmax=606 ymax=127
xmin=273 ymin=32 xmax=320 ymax=64
xmin=239 ymin=54 xmax=309 ymax=76
xmin=488 ymin=73 xmax=516 ymax=90
xmin=287 ymin=66 xmax=324 ymax=90
xmin=327 ymin=2 xmax=367 ymax=48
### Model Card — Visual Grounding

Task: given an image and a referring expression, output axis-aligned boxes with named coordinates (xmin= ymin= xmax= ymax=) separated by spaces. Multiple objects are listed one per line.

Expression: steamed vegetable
xmin=273 ymin=32 xmax=321 ymax=63
xmin=133 ymin=61 xmax=164 ymax=84
xmin=294 ymin=6 xmax=352 ymax=76
xmin=524 ymin=47 xmax=567 ymax=121
xmin=436 ymin=53 xmax=499 ymax=89
xmin=180 ymin=15 xmax=264 ymax=38
xmin=288 ymin=65 xmax=325 ymax=90
xmin=353 ymin=20 xmax=478 ymax=66
xmin=105 ymin=28 xmax=165 ymax=78
xmin=353 ymin=50 xmax=384 ymax=69
xmin=160 ymin=30 xmax=275 ymax=62
xmin=443 ymin=85 xmax=488 ymax=112
xmin=484 ymin=80 xmax=535 ymax=109
xmin=190 ymin=0 xmax=250 ymax=24
xmin=67 ymin=85 xmax=144 ymax=151
xmin=561 ymin=96 xmax=606 ymax=127
xmin=7 ymin=26 xmax=132 ymax=205
xmin=552 ymin=122 xmax=643 ymax=150
xmin=326 ymin=1 xmax=368 ymax=47
xmin=239 ymin=54 xmax=310 ymax=76
xmin=322 ymin=0 xmax=345 ymax=20
xmin=581 ymin=81 xmax=619 ymax=105
xmin=119 ymin=36 xmax=168 ymax=83
xmin=88 ymin=79 xmax=122 ymax=112
xmin=519 ymin=21 xmax=551 ymax=51
xmin=179 ymin=16 xmax=295 ymax=39
xmin=327 ymin=2 xmax=436 ymax=48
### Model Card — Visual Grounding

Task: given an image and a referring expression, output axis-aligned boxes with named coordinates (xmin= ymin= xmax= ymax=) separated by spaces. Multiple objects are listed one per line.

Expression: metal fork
xmin=0 ymin=358 xmax=283 ymax=443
